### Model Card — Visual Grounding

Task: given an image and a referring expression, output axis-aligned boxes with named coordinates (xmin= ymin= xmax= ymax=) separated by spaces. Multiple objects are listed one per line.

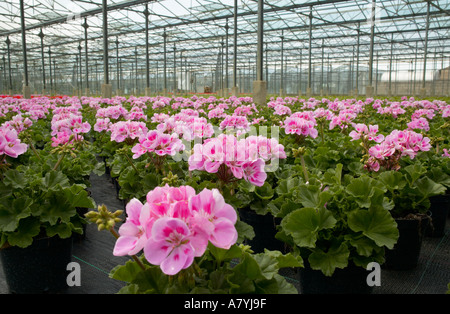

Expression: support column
xmin=388 ymin=33 xmax=393 ymax=97
xmin=115 ymin=37 xmax=121 ymax=95
xmin=298 ymin=49 xmax=302 ymax=97
xmin=144 ymin=5 xmax=151 ymax=96
xmin=38 ymin=29 xmax=46 ymax=95
xmin=280 ymin=30 xmax=285 ymax=97
xmin=252 ymin=0 xmax=267 ymax=106
xmin=5 ymin=37 xmax=13 ymax=95
xmin=82 ymin=18 xmax=90 ymax=96
xmin=320 ymin=38 xmax=324 ymax=96
xmin=355 ymin=23 xmax=360 ymax=96
xmin=48 ymin=48 xmax=53 ymax=95
xmin=232 ymin=0 xmax=239 ymax=96
xmin=53 ymin=60 xmax=57 ymax=95
xmin=163 ymin=29 xmax=167 ymax=96
xmin=366 ymin=0 xmax=376 ymax=98
xmin=78 ymin=42 xmax=83 ymax=97
xmin=20 ymin=0 xmax=30 ymax=98
xmin=306 ymin=6 xmax=313 ymax=98
xmin=135 ymin=47 xmax=139 ymax=95
xmin=421 ymin=1 xmax=430 ymax=98
xmin=173 ymin=44 xmax=177 ymax=96
xmin=225 ymin=19 xmax=229 ymax=97
xmin=2 ymin=56 xmax=6 ymax=94
xmin=413 ymin=41 xmax=418 ymax=95
xmin=101 ymin=0 xmax=112 ymax=98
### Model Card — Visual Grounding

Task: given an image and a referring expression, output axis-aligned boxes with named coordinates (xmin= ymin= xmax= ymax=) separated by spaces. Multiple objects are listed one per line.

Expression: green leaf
xmin=273 ymin=274 xmax=298 ymax=294
xmin=3 ymin=169 xmax=26 ymax=189
xmin=238 ymin=179 xmax=256 ymax=193
xmin=346 ymin=176 xmax=385 ymax=208
xmin=44 ymin=170 xmax=70 ymax=191
xmin=296 ymin=183 xmax=332 ymax=209
xmin=308 ymin=242 xmax=350 ymax=277
xmin=0 ymin=196 xmax=33 ymax=232
xmin=208 ymin=244 xmax=242 ymax=265
xmin=281 ymin=207 xmax=337 ymax=248
xmin=296 ymin=184 xmax=321 ymax=208
xmin=37 ymin=191 xmax=77 ymax=225
xmin=255 ymin=182 xmax=274 ymax=200
xmin=378 ymin=170 xmax=406 ymax=191
xmin=110 ymin=258 xmax=147 ymax=282
xmin=263 ymin=250 xmax=303 ymax=268
xmin=404 ymin=164 xmax=427 ymax=185
xmin=64 ymin=185 xmax=96 ymax=209
xmin=6 ymin=217 xmax=41 ymax=248
xmin=253 ymin=253 xmax=279 ymax=280
xmin=46 ymin=222 xmax=76 ymax=239
xmin=345 ymin=235 xmax=379 ymax=257
xmin=348 ymin=207 xmax=399 ymax=249
xmin=414 ymin=177 xmax=446 ymax=199
xmin=275 ymin=177 xmax=299 ymax=195
xmin=235 ymin=219 xmax=255 ymax=243
xmin=369 ymin=187 xmax=395 ymax=211
xmin=131 ymin=267 xmax=169 ymax=294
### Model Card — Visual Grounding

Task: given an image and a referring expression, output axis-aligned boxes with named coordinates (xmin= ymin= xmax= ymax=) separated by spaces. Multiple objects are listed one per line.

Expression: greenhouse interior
xmin=0 ymin=0 xmax=449 ymax=297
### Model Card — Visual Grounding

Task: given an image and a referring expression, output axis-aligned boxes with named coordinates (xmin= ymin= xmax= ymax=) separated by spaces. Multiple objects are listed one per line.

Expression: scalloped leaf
xmin=281 ymin=207 xmax=337 ymax=248
xmin=308 ymin=242 xmax=350 ymax=277
xmin=348 ymin=207 xmax=399 ymax=249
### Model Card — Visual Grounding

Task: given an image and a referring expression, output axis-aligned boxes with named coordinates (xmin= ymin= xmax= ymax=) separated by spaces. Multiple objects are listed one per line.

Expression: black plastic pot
xmin=384 ymin=214 xmax=430 ymax=270
xmin=0 ymin=236 xmax=73 ymax=294
xmin=426 ymin=194 xmax=450 ymax=238
xmin=297 ymin=263 xmax=373 ymax=294
xmin=239 ymin=209 xmax=285 ymax=253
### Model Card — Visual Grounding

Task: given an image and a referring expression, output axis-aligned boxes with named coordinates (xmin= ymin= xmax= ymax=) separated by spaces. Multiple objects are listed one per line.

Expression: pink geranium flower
xmin=144 ymin=217 xmax=195 ymax=275
xmin=0 ymin=127 xmax=28 ymax=158
xmin=113 ymin=198 xmax=151 ymax=256
xmin=242 ymin=158 xmax=267 ymax=187
xmin=188 ymin=188 xmax=238 ymax=250
xmin=283 ymin=116 xmax=318 ymax=138
xmin=112 ymin=185 xmax=238 ymax=276
xmin=349 ymin=123 xmax=384 ymax=143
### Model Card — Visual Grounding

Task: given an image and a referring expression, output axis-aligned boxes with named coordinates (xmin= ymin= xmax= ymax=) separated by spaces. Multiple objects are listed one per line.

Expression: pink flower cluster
xmin=96 ymin=105 xmax=128 ymax=120
xmin=0 ymin=126 xmax=28 ymax=158
xmin=329 ymin=111 xmax=357 ymax=130
xmin=109 ymin=121 xmax=148 ymax=143
xmin=273 ymin=104 xmax=292 ymax=116
xmin=188 ymin=134 xmax=286 ymax=186
xmin=1 ymin=114 xmax=33 ymax=134
xmin=51 ymin=112 xmax=91 ymax=147
xmin=283 ymin=113 xmax=318 ymax=139
xmin=407 ymin=117 xmax=430 ymax=132
xmin=131 ymin=129 xmax=184 ymax=159
xmin=219 ymin=115 xmax=250 ymax=133
xmin=349 ymin=124 xmax=384 ymax=143
xmin=365 ymin=129 xmax=432 ymax=171
xmin=113 ymin=186 xmax=238 ymax=275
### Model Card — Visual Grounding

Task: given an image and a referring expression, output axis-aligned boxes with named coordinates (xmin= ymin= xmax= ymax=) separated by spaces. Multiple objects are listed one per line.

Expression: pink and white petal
xmin=113 ymin=236 xmax=138 ymax=256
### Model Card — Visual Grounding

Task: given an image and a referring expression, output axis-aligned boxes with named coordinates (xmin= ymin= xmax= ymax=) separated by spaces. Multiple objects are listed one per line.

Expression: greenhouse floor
xmin=0 ymin=171 xmax=449 ymax=295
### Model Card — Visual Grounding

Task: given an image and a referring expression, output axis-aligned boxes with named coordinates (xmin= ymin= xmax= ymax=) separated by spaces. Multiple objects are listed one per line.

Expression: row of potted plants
xmin=0 ymin=93 xmax=448 ymax=294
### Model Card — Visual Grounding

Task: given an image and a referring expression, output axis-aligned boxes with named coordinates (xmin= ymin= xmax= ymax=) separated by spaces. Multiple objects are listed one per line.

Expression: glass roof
xmin=0 ymin=0 xmax=449 ymax=84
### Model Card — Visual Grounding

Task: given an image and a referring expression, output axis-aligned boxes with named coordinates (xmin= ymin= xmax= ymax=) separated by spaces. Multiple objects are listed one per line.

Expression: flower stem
xmin=53 ymin=153 xmax=66 ymax=171
xmin=124 ymin=152 xmax=139 ymax=173
xmin=300 ymin=155 xmax=309 ymax=182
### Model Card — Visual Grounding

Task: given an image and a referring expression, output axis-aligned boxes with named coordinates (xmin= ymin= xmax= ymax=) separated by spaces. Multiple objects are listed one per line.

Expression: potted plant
xmin=276 ymin=164 xmax=399 ymax=294
xmin=85 ymin=185 xmax=301 ymax=294
xmin=0 ymin=117 xmax=96 ymax=293
xmin=0 ymin=164 xmax=95 ymax=293
xmin=360 ymin=127 xmax=446 ymax=269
